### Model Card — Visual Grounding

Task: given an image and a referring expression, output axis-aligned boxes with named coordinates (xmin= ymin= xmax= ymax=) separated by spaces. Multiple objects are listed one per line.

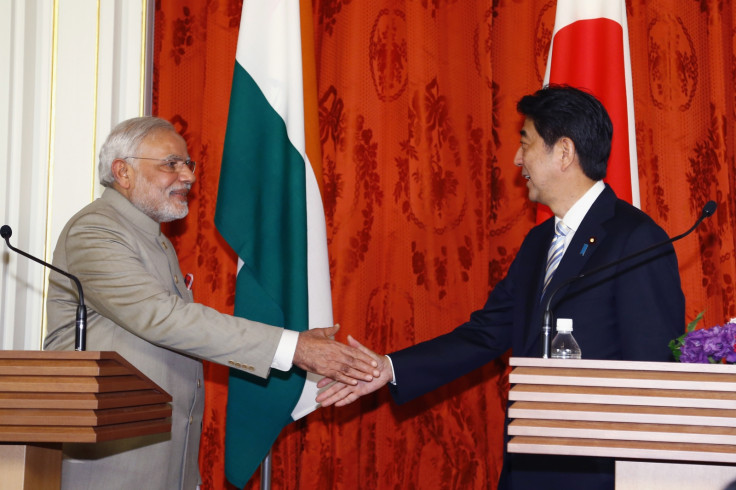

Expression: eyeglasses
xmin=123 ymin=156 xmax=196 ymax=173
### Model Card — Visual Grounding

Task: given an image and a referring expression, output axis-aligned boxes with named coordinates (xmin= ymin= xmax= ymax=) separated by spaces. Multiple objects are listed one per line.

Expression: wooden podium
xmin=507 ymin=357 xmax=736 ymax=489
xmin=0 ymin=350 xmax=172 ymax=490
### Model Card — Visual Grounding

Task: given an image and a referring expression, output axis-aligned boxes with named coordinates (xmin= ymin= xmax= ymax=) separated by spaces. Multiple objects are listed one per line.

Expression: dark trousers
xmin=498 ymin=452 xmax=615 ymax=490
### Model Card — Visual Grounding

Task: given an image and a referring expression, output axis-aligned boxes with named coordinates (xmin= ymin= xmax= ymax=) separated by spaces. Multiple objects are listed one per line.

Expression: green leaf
xmin=686 ymin=310 xmax=705 ymax=333
xmin=668 ymin=335 xmax=685 ymax=362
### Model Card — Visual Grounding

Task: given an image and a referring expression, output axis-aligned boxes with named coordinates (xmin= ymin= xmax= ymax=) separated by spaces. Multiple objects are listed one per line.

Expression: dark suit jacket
xmin=388 ymin=185 xmax=685 ymax=489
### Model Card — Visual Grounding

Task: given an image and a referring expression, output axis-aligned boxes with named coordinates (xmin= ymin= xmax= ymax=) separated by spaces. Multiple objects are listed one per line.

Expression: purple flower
xmin=702 ymin=326 xmax=732 ymax=360
xmin=679 ymin=322 xmax=736 ymax=364
xmin=723 ymin=324 xmax=736 ymax=363
xmin=680 ymin=329 xmax=709 ymax=363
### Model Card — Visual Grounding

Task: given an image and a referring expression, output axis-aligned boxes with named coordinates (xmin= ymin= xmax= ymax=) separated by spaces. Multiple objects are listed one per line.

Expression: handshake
xmin=293 ymin=325 xmax=391 ymax=407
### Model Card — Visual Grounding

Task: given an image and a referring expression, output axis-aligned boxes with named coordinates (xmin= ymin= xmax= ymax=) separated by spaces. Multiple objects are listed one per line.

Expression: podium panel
xmin=0 ymin=350 xmax=172 ymax=490
xmin=0 ymin=443 xmax=62 ymax=490
xmin=507 ymin=357 xmax=736 ymax=489
xmin=507 ymin=357 xmax=736 ymax=462
xmin=615 ymin=460 xmax=736 ymax=490
xmin=0 ymin=350 xmax=171 ymax=443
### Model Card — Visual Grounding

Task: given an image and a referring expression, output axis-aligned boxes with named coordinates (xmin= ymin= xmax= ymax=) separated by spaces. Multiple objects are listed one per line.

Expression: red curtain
xmin=153 ymin=1 xmax=736 ymax=489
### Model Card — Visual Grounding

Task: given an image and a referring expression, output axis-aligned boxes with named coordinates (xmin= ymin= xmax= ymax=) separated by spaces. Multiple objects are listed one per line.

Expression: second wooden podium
xmin=507 ymin=357 xmax=736 ymax=489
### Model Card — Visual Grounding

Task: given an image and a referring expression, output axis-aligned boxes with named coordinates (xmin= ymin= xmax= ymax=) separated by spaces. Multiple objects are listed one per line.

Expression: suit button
xmin=189 ymin=416 xmax=193 ymax=424
xmin=197 ymin=379 xmax=201 ymax=388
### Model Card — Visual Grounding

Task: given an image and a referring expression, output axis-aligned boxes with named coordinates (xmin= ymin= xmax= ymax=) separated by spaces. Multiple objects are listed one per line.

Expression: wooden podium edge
xmin=0 ymin=419 xmax=173 ymax=444
xmin=1 ymin=351 xmax=171 ymax=401
xmin=508 ymin=435 xmax=736 ymax=464
xmin=0 ymin=351 xmax=172 ymax=444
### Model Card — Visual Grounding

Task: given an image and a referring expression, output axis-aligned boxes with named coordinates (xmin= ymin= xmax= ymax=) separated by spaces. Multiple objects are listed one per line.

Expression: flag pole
xmin=260 ymin=450 xmax=272 ymax=490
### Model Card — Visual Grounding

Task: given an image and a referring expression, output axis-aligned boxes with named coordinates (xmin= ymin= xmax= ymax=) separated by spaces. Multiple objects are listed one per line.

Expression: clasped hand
xmin=315 ymin=335 xmax=394 ymax=407
xmin=293 ymin=324 xmax=381 ymax=386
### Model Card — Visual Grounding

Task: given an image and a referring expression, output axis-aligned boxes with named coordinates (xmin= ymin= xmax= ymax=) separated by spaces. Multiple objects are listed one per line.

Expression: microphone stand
xmin=541 ymin=200 xmax=717 ymax=358
xmin=1 ymin=225 xmax=87 ymax=351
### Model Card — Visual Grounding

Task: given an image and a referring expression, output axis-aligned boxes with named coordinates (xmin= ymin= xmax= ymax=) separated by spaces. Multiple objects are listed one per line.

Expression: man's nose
xmin=513 ymin=147 xmax=523 ymax=167
xmin=179 ymin=165 xmax=196 ymax=183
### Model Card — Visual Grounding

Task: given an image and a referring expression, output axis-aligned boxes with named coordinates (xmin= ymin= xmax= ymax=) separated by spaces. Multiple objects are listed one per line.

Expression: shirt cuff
xmin=385 ymin=354 xmax=397 ymax=385
xmin=270 ymin=329 xmax=299 ymax=371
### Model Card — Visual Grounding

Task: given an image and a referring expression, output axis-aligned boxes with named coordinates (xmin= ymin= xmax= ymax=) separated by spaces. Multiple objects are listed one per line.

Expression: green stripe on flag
xmin=215 ymin=61 xmax=309 ymax=487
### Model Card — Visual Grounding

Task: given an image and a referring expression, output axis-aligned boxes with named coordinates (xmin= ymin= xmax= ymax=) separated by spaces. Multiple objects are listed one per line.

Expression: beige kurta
xmin=45 ymin=188 xmax=284 ymax=489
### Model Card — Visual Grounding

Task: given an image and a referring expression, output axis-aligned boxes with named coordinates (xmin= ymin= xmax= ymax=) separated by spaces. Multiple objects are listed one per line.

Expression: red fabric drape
xmin=154 ymin=3 xmax=242 ymax=489
xmin=153 ymin=1 xmax=736 ymax=488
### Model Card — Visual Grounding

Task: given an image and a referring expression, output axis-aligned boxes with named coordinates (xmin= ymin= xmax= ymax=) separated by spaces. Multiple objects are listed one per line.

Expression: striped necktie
xmin=542 ymin=220 xmax=570 ymax=297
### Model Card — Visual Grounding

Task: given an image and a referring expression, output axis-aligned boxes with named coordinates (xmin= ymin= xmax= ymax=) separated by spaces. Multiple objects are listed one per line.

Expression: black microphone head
xmin=0 ymin=225 xmax=11 ymax=240
xmin=702 ymin=200 xmax=717 ymax=218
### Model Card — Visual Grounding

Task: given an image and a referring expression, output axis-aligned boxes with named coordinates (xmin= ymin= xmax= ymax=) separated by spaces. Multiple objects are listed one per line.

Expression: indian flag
xmin=542 ymin=0 xmax=638 ymax=212
xmin=214 ymin=1 xmax=329 ymax=486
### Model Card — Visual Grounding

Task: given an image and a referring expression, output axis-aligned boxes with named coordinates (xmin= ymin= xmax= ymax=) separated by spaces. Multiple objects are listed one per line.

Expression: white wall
xmin=0 ymin=0 xmax=153 ymax=350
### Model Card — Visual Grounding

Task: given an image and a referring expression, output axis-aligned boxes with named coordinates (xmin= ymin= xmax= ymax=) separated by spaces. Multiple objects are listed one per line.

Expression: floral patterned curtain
xmin=153 ymin=1 xmax=736 ymax=488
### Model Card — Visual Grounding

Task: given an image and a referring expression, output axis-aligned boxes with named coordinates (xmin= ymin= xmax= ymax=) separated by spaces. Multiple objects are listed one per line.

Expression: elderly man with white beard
xmin=44 ymin=116 xmax=379 ymax=490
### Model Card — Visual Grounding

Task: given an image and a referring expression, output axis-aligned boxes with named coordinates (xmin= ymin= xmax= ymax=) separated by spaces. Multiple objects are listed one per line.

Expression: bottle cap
xmin=556 ymin=318 xmax=573 ymax=332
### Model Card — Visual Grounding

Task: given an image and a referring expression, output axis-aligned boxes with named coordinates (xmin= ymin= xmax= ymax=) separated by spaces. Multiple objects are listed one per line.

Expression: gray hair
xmin=98 ymin=116 xmax=177 ymax=187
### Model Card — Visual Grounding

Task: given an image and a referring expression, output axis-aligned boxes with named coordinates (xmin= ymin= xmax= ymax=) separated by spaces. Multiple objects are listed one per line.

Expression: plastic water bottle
xmin=550 ymin=318 xmax=581 ymax=359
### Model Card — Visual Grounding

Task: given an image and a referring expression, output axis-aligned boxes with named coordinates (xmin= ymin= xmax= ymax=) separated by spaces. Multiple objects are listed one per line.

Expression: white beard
xmin=129 ymin=175 xmax=190 ymax=223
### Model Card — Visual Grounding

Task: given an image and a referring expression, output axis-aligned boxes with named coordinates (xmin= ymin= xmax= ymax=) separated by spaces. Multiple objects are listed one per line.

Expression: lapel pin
xmin=580 ymin=237 xmax=596 ymax=256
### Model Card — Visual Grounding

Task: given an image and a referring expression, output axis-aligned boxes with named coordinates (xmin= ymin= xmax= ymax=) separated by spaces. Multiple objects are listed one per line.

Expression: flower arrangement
xmin=669 ymin=311 xmax=736 ymax=364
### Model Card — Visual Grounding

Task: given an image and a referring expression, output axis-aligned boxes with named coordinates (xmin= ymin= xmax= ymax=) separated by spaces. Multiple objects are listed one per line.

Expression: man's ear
xmin=111 ymin=158 xmax=132 ymax=189
xmin=557 ymin=136 xmax=576 ymax=171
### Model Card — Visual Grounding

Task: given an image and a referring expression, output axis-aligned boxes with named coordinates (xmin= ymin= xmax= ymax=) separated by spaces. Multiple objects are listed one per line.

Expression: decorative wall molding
xmin=0 ymin=0 xmax=152 ymax=350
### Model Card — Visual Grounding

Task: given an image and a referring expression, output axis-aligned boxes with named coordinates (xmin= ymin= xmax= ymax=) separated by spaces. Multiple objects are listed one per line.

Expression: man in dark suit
xmin=317 ymin=85 xmax=685 ymax=489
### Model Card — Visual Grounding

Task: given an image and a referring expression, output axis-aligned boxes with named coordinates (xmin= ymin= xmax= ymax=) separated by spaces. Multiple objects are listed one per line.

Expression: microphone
xmin=541 ymin=200 xmax=717 ymax=358
xmin=1 ymin=224 xmax=87 ymax=351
